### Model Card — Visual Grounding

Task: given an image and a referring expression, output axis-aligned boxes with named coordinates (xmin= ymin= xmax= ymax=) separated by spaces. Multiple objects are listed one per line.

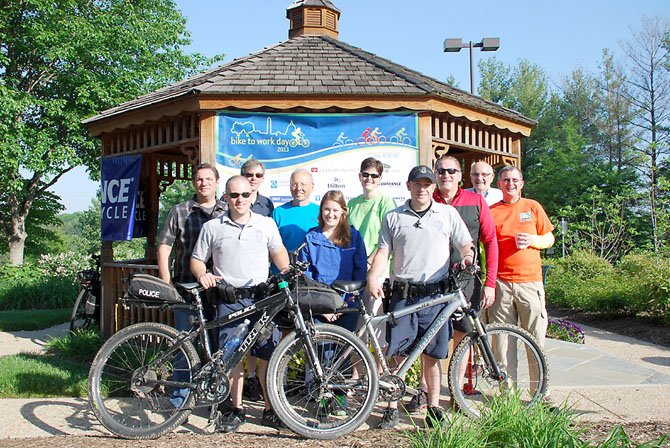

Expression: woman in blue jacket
xmin=298 ymin=190 xmax=367 ymax=333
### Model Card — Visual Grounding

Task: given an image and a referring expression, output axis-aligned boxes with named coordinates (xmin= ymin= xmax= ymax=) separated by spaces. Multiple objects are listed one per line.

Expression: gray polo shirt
xmin=192 ymin=211 xmax=283 ymax=288
xmin=378 ymin=200 xmax=472 ymax=283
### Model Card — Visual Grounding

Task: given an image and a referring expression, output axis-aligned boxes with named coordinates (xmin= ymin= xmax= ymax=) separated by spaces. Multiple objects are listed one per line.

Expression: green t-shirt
xmin=347 ymin=193 xmax=397 ymax=260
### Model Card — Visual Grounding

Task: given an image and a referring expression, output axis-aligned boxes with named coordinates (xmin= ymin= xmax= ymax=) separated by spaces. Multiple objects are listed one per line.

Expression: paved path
xmin=0 ymin=322 xmax=668 ymax=439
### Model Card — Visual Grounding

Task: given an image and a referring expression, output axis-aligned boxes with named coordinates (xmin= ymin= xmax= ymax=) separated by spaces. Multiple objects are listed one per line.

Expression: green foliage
xmin=158 ymin=180 xmax=194 ymax=232
xmin=0 ymin=353 xmax=89 ymax=398
xmin=0 ymin=0 xmax=223 ymax=264
xmin=546 ymin=251 xmax=670 ymax=321
xmin=0 ymin=308 xmax=71 ymax=331
xmin=406 ymin=393 xmax=668 ymax=448
xmin=46 ymin=328 xmax=103 ymax=364
xmin=0 ymin=253 xmax=89 ymax=310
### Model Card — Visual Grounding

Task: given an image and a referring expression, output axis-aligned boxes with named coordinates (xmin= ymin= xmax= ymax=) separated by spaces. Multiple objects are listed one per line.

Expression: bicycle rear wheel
xmin=266 ymin=323 xmax=378 ymax=439
xmin=70 ymin=289 xmax=93 ymax=332
xmin=88 ymin=323 xmax=200 ymax=439
xmin=448 ymin=323 xmax=548 ymax=418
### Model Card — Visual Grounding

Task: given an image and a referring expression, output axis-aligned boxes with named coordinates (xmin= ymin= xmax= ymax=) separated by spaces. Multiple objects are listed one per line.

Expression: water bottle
xmin=220 ymin=319 xmax=250 ymax=360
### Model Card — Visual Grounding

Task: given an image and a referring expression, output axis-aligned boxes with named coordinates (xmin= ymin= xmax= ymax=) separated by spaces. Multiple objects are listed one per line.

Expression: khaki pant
xmin=488 ymin=279 xmax=548 ymax=396
xmin=489 ymin=279 xmax=547 ymax=348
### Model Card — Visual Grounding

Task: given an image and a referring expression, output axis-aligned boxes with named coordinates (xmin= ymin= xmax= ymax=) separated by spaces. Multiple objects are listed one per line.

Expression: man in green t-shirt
xmin=348 ymin=157 xmax=396 ymax=345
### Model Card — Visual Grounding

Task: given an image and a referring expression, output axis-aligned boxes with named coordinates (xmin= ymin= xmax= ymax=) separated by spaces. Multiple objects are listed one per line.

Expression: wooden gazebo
xmin=83 ymin=0 xmax=535 ymax=337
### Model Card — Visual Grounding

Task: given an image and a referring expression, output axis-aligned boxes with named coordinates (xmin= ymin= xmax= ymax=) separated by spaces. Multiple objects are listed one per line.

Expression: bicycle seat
xmin=331 ymin=280 xmax=365 ymax=294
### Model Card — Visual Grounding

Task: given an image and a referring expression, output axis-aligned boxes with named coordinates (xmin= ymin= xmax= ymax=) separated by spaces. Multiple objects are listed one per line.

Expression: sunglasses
xmin=227 ymin=192 xmax=252 ymax=199
xmin=360 ymin=172 xmax=380 ymax=179
xmin=244 ymin=172 xmax=264 ymax=179
xmin=436 ymin=167 xmax=460 ymax=175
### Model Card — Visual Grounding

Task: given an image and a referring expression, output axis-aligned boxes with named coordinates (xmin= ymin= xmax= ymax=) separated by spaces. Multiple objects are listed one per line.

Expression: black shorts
xmin=452 ymin=274 xmax=482 ymax=333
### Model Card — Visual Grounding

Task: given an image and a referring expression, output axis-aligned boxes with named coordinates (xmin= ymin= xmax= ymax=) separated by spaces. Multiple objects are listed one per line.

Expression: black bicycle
xmin=70 ymin=254 xmax=101 ymax=332
xmin=87 ymin=259 xmax=378 ymax=440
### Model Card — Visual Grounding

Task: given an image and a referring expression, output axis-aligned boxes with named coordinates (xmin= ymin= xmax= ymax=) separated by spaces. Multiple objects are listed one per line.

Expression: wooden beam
xmin=199 ymin=111 xmax=216 ymax=165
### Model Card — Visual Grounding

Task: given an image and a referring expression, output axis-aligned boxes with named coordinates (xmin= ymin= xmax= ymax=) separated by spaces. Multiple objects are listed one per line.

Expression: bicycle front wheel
xmin=266 ymin=323 xmax=378 ymax=440
xmin=88 ymin=323 xmax=200 ymax=439
xmin=448 ymin=323 xmax=548 ymax=418
xmin=70 ymin=289 xmax=93 ymax=332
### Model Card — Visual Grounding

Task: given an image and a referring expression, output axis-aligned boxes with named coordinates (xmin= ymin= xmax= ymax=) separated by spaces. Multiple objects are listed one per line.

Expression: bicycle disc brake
xmin=378 ymin=374 xmax=406 ymax=402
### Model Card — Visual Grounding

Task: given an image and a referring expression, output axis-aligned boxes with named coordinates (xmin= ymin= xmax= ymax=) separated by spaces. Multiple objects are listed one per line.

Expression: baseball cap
xmin=407 ymin=165 xmax=436 ymax=183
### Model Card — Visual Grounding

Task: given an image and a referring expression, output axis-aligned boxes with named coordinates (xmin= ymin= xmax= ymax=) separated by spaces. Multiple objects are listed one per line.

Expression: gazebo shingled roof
xmin=84 ymin=35 xmax=535 ymax=130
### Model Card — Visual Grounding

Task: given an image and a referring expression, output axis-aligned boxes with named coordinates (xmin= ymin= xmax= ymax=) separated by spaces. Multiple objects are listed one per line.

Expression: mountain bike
xmin=329 ymin=265 xmax=548 ymax=418
xmin=70 ymin=254 xmax=101 ymax=332
xmin=87 ymin=259 xmax=378 ymax=440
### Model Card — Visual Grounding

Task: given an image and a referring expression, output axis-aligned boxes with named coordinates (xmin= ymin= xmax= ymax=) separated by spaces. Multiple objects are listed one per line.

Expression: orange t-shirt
xmin=490 ymin=198 xmax=554 ymax=283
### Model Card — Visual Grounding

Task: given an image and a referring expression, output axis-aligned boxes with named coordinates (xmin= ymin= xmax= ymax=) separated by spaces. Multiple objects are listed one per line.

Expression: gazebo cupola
xmin=287 ymin=0 xmax=340 ymax=39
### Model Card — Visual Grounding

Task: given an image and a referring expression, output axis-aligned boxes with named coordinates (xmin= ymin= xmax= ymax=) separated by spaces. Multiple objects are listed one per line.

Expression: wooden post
xmin=418 ymin=112 xmax=433 ymax=167
xmin=199 ymin=111 xmax=217 ymax=165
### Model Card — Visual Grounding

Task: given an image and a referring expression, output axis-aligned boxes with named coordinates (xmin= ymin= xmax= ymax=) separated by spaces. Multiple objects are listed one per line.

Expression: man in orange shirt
xmin=489 ymin=166 xmax=554 ymax=350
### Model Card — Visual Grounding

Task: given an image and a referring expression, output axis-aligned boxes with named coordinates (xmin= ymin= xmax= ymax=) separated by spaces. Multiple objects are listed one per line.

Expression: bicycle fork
xmin=464 ymin=312 xmax=505 ymax=382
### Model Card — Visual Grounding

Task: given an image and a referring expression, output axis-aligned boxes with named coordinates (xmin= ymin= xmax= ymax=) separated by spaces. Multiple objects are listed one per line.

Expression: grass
xmin=0 ymin=308 xmax=71 ymax=331
xmin=405 ymin=393 xmax=668 ymax=448
xmin=0 ymin=328 xmax=101 ymax=398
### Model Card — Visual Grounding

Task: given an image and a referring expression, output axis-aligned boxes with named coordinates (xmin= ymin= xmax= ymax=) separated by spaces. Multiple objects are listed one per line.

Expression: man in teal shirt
xmin=272 ymin=168 xmax=319 ymax=252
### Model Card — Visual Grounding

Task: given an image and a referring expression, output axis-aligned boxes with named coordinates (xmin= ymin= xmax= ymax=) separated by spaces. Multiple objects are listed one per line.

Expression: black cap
xmin=407 ymin=165 xmax=436 ymax=183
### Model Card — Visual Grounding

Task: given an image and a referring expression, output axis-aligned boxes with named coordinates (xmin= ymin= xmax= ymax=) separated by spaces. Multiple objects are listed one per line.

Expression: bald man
xmin=466 ymin=161 xmax=503 ymax=206
xmin=272 ymin=169 xmax=320 ymax=252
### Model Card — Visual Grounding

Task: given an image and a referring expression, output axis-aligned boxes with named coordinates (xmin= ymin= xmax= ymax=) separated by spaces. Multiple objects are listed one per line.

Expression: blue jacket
xmin=298 ymin=226 xmax=367 ymax=289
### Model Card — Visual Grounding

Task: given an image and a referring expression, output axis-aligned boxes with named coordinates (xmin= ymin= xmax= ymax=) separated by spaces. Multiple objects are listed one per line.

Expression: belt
xmin=391 ymin=280 xmax=447 ymax=300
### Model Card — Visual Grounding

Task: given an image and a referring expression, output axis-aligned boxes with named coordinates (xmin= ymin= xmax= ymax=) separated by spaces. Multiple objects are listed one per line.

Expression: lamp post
xmin=443 ymin=37 xmax=500 ymax=94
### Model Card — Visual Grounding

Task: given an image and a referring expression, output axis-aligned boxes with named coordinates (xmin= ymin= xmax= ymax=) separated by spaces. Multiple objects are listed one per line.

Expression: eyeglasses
xmin=471 ymin=172 xmax=492 ymax=178
xmin=500 ymin=178 xmax=522 ymax=184
xmin=244 ymin=172 xmax=264 ymax=179
xmin=435 ymin=167 xmax=460 ymax=175
xmin=227 ymin=192 xmax=252 ymax=199
xmin=360 ymin=172 xmax=380 ymax=179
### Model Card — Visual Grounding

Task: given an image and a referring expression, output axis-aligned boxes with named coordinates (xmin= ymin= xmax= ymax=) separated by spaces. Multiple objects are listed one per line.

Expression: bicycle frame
xmin=146 ymin=276 xmax=328 ymax=397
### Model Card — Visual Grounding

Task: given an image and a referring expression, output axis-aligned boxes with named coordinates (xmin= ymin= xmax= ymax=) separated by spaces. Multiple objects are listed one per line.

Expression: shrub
xmin=0 ymin=261 xmax=78 ymax=310
xmin=46 ymin=328 xmax=103 ymax=363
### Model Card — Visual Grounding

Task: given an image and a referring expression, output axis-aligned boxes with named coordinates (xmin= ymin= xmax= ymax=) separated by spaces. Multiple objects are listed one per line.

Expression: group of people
xmin=156 ymin=154 xmax=554 ymax=432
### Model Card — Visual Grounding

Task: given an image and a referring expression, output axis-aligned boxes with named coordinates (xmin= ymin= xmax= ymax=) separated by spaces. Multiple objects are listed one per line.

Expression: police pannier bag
xmin=123 ymin=274 xmax=185 ymax=307
xmin=294 ymin=276 xmax=344 ymax=314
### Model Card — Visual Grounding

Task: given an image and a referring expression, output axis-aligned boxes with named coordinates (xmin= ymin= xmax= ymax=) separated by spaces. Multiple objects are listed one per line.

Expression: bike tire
xmin=88 ymin=322 xmax=200 ymax=439
xmin=70 ymin=289 xmax=92 ymax=332
xmin=448 ymin=323 xmax=548 ymax=419
xmin=266 ymin=323 xmax=379 ymax=440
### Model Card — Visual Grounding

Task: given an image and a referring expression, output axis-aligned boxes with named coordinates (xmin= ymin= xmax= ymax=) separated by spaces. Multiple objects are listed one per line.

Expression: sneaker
xmin=330 ymin=395 xmax=348 ymax=417
xmin=262 ymin=408 xmax=286 ymax=429
xmin=377 ymin=408 xmax=399 ymax=430
xmin=425 ymin=406 xmax=447 ymax=429
xmin=243 ymin=376 xmax=263 ymax=402
xmin=169 ymin=387 xmax=190 ymax=408
xmin=219 ymin=408 xmax=245 ymax=433
xmin=404 ymin=389 xmax=428 ymax=413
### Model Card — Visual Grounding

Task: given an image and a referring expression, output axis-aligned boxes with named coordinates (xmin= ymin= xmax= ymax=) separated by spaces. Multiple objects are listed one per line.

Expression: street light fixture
xmin=443 ymin=37 xmax=500 ymax=94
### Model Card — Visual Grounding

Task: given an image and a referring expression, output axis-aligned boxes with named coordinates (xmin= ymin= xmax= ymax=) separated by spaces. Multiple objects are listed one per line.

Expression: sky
xmin=51 ymin=0 xmax=670 ymax=213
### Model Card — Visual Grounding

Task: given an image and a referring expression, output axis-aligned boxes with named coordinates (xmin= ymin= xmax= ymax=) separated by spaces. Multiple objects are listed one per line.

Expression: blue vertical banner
xmin=215 ymin=112 xmax=419 ymax=205
xmin=101 ymin=155 xmax=143 ymax=241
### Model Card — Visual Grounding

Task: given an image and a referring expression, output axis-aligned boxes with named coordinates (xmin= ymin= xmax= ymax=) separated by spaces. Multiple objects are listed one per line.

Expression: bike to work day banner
xmin=215 ymin=112 xmax=419 ymax=205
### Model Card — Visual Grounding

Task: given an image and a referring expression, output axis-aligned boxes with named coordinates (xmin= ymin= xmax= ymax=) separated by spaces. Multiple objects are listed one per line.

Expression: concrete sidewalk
xmin=0 ymin=322 xmax=668 ymax=439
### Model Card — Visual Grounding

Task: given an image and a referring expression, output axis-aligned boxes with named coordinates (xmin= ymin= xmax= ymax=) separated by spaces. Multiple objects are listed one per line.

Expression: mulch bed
xmin=547 ymin=304 xmax=670 ymax=349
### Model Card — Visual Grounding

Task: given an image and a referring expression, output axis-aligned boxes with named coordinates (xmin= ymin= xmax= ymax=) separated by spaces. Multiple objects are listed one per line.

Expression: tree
xmin=478 ymin=57 xmax=550 ymax=170
xmin=621 ymin=16 xmax=670 ymax=251
xmin=597 ymin=49 xmax=637 ymax=171
xmin=0 ymin=0 xmax=223 ymax=265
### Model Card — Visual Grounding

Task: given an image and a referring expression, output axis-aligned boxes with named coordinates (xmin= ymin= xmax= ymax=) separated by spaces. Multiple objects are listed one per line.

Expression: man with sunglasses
xmin=466 ymin=161 xmax=503 ymax=206
xmin=191 ymin=175 xmax=290 ymax=433
xmin=348 ymin=157 xmax=397 ymax=351
xmin=239 ymin=158 xmax=274 ymax=217
xmin=368 ymin=165 xmax=473 ymax=430
xmin=238 ymin=159 xmax=273 ymax=402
